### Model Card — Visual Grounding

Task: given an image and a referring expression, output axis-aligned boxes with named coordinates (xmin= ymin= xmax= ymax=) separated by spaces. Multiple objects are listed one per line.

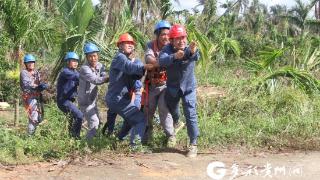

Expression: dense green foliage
xmin=1 ymin=0 xmax=320 ymax=164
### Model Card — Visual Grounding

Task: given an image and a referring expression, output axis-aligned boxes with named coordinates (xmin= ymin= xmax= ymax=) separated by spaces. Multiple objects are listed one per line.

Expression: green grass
xmin=2 ymin=64 xmax=320 ymax=164
xmin=194 ymin=70 xmax=320 ymax=150
xmin=0 ymin=103 xmax=111 ymax=164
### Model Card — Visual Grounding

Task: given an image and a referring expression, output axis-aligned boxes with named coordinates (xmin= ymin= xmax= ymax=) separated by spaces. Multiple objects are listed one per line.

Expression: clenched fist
xmin=174 ymin=50 xmax=185 ymax=60
xmin=189 ymin=41 xmax=197 ymax=54
xmin=144 ymin=63 xmax=159 ymax=71
xmin=128 ymin=52 xmax=135 ymax=61
xmin=104 ymin=76 xmax=109 ymax=83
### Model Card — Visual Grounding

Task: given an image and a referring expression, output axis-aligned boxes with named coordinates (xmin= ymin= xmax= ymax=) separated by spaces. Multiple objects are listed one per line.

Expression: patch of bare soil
xmin=1 ymin=150 xmax=320 ymax=180
xmin=197 ymin=85 xmax=226 ymax=99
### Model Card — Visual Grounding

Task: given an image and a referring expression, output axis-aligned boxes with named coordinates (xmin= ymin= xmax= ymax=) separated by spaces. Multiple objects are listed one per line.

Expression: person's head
xmin=117 ymin=33 xmax=135 ymax=55
xmin=83 ymin=42 xmax=99 ymax=67
xmin=154 ymin=20 xmax=171 ymax=47
xmin=64 ymin=52 xmax=79 ymax=69
xmin=169 ymin=24 xmax=187 ymax=50
xmin=23 ymin=54 xmax=36 ymax=71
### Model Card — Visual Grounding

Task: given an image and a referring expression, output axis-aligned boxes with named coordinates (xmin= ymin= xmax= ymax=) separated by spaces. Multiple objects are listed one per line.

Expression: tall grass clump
xmin=190 ymin=84 xmax=320 ymax=150
xmin=0 ymin=103 xmax=86 ymax=164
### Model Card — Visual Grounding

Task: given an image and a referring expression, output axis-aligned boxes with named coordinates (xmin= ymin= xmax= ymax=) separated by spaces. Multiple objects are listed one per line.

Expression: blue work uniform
xmin=105 ymin=51 xmax=146 ymax=144
xmin=104 ymin=59 xmax=143 ymax=135
xmin=104 ymin=79 xmax=143 ymax=135
xmin=56 ymin=67 xmax=83 ymax=138
xmin=159 ymin=44 xmax=200 ymax=145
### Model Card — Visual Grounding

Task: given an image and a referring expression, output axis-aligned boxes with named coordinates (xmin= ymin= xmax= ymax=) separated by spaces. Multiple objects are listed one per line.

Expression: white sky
xmin=92 ymin=0 xmax=100 ymax=6
xmin=172 ymin=0 xmax=310 ymax=14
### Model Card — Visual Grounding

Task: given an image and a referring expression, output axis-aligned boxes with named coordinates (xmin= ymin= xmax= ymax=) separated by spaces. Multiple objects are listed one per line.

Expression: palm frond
xmin=244 ymin=47 xmax=285 ymax=74
xmin=261 ymin=67 xmax=320 ymax=93
xmin=244 ymin=58 xmax=264 ymax=74
xmin=50 ymin=0 xmax=95 ymax=82
xmin=0 ymin=0 xmax=58 ymax=50
xmin=258 ymin=47 xmax=285 ymax=68
xmin=186 ymin=17 xmax=217 ymax=70
xmin=160 ymin=0 xmax=173 ymax=19
xmin=223 ymin=38 xmax=241 ymax=57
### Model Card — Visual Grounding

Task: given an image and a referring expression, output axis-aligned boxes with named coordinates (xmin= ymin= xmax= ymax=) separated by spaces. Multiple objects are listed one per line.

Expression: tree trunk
xmin=99 ymin=0 xmax=112 ymax=41
xmin=44 ymin=0 xmax=48 ymax=11
xmin=136 ymin=1 xmax=142 ymax=23
xmin=14 ymin=44 xmax=23 ymax=127
xmin=14 ymin=98 xmax=19 ymax=126
xmin=129 ymin=0 xmax=136 ymax=15
xmin=316 ymin=2 xmax=318 ymax=19
xmin=319 ymin=1 xmax=320 ymax=19
xmin=14 ymin=44 xmax=23 ymax=67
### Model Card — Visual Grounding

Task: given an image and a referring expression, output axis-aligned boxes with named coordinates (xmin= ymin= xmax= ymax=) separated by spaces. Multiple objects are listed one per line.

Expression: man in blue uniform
xmin=56 ymin=52 xmax=83 ymax=138
xmin=159 ymin=24 xmax=200 ymax=157
xmin=105 ymin=33 xmax=157 ymax=147
xmin=103 ymin=60 xmax=143 ymax=137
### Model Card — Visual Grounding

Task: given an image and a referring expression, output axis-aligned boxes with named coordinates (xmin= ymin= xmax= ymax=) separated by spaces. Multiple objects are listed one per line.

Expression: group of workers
xmin=19 ymin=21 xmax=200 ymax=157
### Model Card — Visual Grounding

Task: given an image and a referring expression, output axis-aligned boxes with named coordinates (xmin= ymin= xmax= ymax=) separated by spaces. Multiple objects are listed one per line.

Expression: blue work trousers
xmin=165 ymin=89 xmax=199 ymax=145
xmin=107 ymin=98 xmax=146 ymax=145
xmin=57 ymin=100 xmax=83 ymax=138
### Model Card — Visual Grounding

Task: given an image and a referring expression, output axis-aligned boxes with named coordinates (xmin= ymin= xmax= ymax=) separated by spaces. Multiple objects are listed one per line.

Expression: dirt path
xmin=1 ymin=150 xmax=320 ymax=180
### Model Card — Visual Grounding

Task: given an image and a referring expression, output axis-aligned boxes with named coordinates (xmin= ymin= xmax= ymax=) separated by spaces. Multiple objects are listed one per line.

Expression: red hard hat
xmin=169 ymin=24 xmax=187 ymax=39
xmin=117 ymin=33 xmax=136 ymax=47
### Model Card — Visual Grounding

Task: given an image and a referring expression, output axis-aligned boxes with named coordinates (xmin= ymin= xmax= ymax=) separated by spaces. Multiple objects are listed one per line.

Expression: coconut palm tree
xmin=159 ymin=0 xmax=173 ymax=19
xmin=51 ymin=0 xmax=96 ymax=81
xmin=197 ymin=0 xmax=217 ymax=33
xmin=242 ymin=0 xmax=268 ymax=35
xmin=268 ymin=5 xmax=290 ymax=42
xmin=287 ymin=0 xmax=319 ymax=35
xmin=315 ymin=0 xmax=320 ymax=19
xmin=0 ymin=0 xmax=57 ymax=115
xmin=198 ymin=0 xmax=217 ymax=18
xmin=0 ymin=0 xmax=56 ymax=65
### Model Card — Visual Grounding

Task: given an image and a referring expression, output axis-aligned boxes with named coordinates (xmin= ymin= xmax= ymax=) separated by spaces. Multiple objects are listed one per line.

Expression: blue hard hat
xmin=64 ymin=52 xmax=79 ymax=61
xmin=154 ymin=20 xmax=171 ymax=34
xmin=83 ymin=42 xmax=99 ymax=54
xmin=24 ymin=54 xmax=36 ymax=63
